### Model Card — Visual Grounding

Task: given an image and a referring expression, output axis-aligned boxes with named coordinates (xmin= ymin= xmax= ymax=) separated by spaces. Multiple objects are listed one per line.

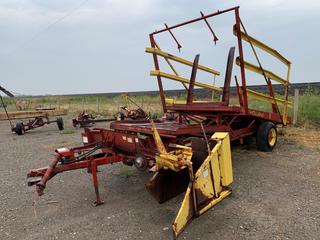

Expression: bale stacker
xmin=27 ymin=6 xmax=292 ymax=239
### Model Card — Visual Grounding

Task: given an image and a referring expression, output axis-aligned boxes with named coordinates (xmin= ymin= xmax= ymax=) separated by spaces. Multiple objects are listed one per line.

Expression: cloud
xmin=0 ymin=0 xmax=319 ymax=95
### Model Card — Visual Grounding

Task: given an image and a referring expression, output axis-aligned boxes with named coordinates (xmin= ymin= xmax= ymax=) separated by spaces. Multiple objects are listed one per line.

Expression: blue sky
xmin=0 ymin=0 xmax=319 ymax=95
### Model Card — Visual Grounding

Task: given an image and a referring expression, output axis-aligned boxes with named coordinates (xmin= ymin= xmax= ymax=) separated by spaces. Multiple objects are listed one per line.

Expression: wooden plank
xmin=0 ymin=109 xmax=68 ymax=120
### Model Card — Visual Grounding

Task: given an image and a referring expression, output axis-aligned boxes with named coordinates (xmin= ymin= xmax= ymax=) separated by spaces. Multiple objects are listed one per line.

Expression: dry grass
xmin=1 ymin=93 xmax=319 ymax=125
xmin=282 ymin=126 xmax=320 ymax=151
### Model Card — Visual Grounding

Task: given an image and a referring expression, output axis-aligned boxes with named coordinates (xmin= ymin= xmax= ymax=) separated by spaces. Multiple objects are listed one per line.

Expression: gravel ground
xmin=0 ymin=117 xmax=319 ymax=240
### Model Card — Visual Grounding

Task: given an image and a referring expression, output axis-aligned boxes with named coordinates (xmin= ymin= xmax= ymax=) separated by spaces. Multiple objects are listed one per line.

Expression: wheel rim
xmin=268 ymin=128 xmax=276 ymax=147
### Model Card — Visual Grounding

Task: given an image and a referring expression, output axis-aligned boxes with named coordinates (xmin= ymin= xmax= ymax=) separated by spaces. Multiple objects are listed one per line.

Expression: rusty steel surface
xmin=72 ymin=111 xmax=115 ymax=128
xmin=12 ymin=116 xmax=64 ymax=135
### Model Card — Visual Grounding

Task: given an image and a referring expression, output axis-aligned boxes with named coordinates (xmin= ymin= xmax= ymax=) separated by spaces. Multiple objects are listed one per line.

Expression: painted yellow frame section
xmin=173 ymin=132 xmax=233 ymax=239
xmin=234 ymin=26 xmax=292 ymax=124
xmin=234 ymin=29 xmax=291 ymax=66
xmin=150 ymin=70 xmax=222 ymax=92
xmin=246 ymin=89 xmax=293 ymax=108
xmin=235 ymin=57 xmax=288 ymax=85
xmin=146 ymin=47 xmax=220 ymax=76
xmin=165 ymin=98 xmax=210 ymax=105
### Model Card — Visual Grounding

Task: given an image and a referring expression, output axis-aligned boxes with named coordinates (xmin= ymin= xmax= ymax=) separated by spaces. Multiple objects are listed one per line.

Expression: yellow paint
xmin=268 ymin=128 xmax=277 ymax=147
xmin=146 ymin=47 xmax=220 ymax=76
xmin=150 ymin=70 xmax=222 ymax=92
xmin=211 ymin=132 xmax=233 ymax=186
xmin=246 ymin=89 xmax=293 ymax=108
xmin=172 ymin=185 xmax=193 ymax=239
xmin=165 ymin=98 xmax=186 ymax=105
xmin=234 ymin=27 xmax=292 ymax=124
xmin=282 ymin=63 xmax=292 ymax=125
xmin=197 ymin=189 xmax=232 ymax=215
xmin=236 ymin=58 xmax=288 ymax=85
xmin=150 ymin=120 xmax=167 ymax=155
xmin=153 ymin=42 xmax=189 ymax=90
xmin=172 ymin=132 xmax=233 ymax=239
xmin=151 ymin=120 xmax=192 ymax=172
xmin=234 ymin=29 xmax=291 ymax=66
xmin=165 ymin=98 xmax=210 ymax=105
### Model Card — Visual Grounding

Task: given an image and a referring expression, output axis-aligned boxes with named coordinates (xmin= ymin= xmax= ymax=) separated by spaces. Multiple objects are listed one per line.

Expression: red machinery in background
xmin=12 ymin=114 xmax=64 ymax=135
xmin=27 ymin=6 xmax=292 ymax=239
xmin=72 ymin=96 xmax=148 ymax=127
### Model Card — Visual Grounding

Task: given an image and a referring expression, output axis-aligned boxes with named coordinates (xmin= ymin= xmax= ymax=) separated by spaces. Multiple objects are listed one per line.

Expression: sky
xmin=0 ymin=0 xmax=319 ymax=95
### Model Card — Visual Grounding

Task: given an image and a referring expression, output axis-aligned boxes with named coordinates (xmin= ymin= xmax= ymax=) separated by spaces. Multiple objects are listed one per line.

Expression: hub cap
xmin=268 ymin=128 xmax=277 ymax=147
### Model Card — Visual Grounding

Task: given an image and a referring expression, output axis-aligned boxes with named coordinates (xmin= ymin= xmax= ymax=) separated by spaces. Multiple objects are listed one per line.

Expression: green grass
xmin=1 ymin=92 xmax=319 ymax=126
xmin=298 ymin=94 xmax=320 ymax=124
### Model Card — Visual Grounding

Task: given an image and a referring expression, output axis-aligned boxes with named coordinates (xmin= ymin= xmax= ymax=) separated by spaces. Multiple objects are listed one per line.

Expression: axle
xmin=12 ymin=116 xmax=64 ymax=135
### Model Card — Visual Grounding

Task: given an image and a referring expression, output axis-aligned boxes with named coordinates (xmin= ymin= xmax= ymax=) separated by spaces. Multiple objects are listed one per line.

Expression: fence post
xmin=293 ymin=89 xmax=299 ymax=125
xmin=97 ymin=97 xmax=100 ymax=114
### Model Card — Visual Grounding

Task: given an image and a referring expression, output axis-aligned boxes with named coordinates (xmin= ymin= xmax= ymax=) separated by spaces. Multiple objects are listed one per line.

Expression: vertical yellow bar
xmin=212 ymin=133 xmax=233 ymax=186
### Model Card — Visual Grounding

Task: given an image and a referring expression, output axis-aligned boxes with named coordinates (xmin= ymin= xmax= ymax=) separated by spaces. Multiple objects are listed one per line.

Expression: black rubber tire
xmin=256 ymin=121 xmax=277 ymax=152
xmin=56 ymin=117 xmax=64 ymax=130
xmin=15 ymin=122 xmax=25 ymax=135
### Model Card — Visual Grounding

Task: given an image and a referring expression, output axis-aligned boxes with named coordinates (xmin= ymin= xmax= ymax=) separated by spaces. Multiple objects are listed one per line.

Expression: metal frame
xmin=12 ymin=115 xmax=63 ymax=135
xmin=148 ymin=6 xmax=292 ymax=126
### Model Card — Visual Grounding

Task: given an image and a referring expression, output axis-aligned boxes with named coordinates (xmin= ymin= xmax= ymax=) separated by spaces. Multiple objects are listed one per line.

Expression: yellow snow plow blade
xmin=172 ymin=132 xmax=233 ymax=239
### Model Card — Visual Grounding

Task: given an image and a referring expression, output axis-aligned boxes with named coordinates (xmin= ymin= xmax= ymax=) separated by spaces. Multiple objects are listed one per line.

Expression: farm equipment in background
xmin=72 ymin=111 xmax=116 ymax=128
xmin=27 ymin=6 xmax=292 ymax=239
xmin=0 ymin=84 xmax=16 ymax=131
xmin=116 ymin=95 xmax=148 ymax=120
xmin=116 ymin=106 xmax=147 ymax=120
xmin=72 ymin=95 xmax=148 ymax=127
xmin=15 ymin=99 xmax=30 ymax=110
xmin=0 ymin=86 xmax=67 ymax=135
xmin=12 ymin=114 xmax=64 ymax=135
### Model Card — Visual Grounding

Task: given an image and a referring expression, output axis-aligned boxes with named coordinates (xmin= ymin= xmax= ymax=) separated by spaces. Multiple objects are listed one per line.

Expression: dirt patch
xmin=0 ymin=118 xmax=319 ymax=240
xmin=281 ymin=126 xmax=320 ymax=151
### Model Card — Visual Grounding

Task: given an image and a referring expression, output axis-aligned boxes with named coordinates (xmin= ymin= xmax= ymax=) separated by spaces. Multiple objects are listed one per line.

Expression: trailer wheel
xmin=256 ymin=121 xmax=277 ymax=152
xmin=56 ymin=117 xmax=64 ymax=130
xmin=15 ymin=122 xmax=25 ymax=135
xmin=134 ymin=153 xmax=147 ymax=170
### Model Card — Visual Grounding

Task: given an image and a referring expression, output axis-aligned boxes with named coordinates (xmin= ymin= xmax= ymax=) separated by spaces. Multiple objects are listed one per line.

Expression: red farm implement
xmin=72 ymin=96 xmax=148 ymax=127
xmin=0 ymin=87 xmax=65 ymax=135
xmin=12 ymin=114 xmax=64 ymax=135
xmin=27 ymin=6 xmax=292 ymax=239
xmin=72 ymin=111 xmax=115 ymax=128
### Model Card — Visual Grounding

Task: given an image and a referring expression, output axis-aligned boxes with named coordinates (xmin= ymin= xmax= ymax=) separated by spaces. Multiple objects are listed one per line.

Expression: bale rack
xmin=27 ymin=6 xmax=292 ymax=239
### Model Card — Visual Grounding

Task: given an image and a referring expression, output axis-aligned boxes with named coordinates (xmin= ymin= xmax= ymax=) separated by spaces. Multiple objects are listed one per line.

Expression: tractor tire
xmin=256 ymin=121 xmax=277 ymax=152
xmin=15 ymin=122 xmax=25 ymax=135
xmin=56 ymin=117 xmax=64 ymax=130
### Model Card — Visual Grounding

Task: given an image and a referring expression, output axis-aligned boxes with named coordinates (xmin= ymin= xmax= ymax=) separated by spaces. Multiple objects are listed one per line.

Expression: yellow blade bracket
xmin=172 ymin=132 xmax=233 ymax=239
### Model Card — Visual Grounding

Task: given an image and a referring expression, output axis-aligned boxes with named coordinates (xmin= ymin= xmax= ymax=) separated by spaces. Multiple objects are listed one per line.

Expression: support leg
xmin=91 ymin=161 xmax=104 ymax=206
